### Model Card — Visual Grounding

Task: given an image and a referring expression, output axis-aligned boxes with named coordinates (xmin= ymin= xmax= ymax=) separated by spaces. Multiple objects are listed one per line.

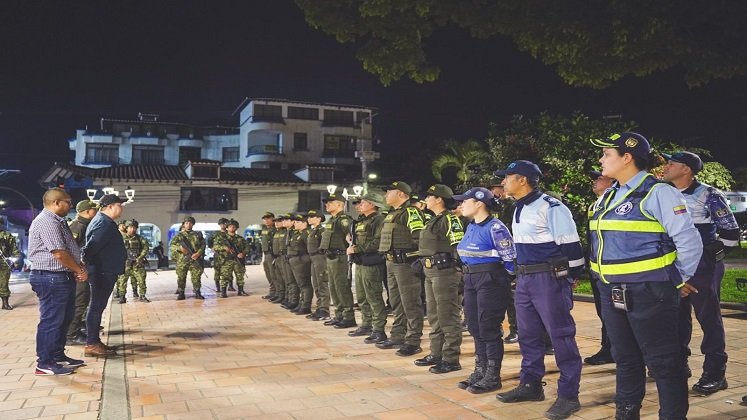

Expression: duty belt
xmin=516 ymin=263 xmax=553 ymax=275
xmin=462 ymin=262 xmax=504 ymax=274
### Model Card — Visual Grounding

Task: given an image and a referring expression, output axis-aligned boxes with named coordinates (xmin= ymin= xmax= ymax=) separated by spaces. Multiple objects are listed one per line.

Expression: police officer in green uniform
xmin=117 ymin=219 xmax=151 ymax=303
xmin=208 ymin=218 xmax=229 ymax=291
xmin=259 ymin=212 xmax=277 ymax=300
xmin=169 ymin=216 xmax=206 ymax=300
xmin=0 ymin=216 xmax=21 ymax=310
xmin=269 ymin=216 xmax=287 ymax=304
xmin=65 ymin=200 xmax=97 ymax=343
xmin=277 ymin=213 xmax=299 ymax=309
xmin=214 ymin=219 xmax=249 ymax=297
xmin=288 ymin=213 xmax=313 ymax=314
xmin=320 ymin=193 xmax=356 ymax=328
xmin=347 ymin=193 xmax=389 ymax=343
xmin=306 ymin=209 xmax=332 ymax=321
xmin=376 ymin=181 xmax=426 ymax=356
xmin=414 ymin=184 xmax=465 ymax=373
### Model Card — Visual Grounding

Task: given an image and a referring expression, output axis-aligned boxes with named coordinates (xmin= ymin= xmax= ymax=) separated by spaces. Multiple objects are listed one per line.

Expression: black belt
xmin=516 ymin=263 xmax=552 ymax=275
xmin=462 ymin=262 xmax=504 ymax=274
xmin=309 ymin=252 xmax=320 ymax=256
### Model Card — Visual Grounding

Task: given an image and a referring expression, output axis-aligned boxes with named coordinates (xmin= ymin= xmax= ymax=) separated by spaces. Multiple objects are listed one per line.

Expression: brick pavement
xmin=2 ymin=266 xmax=747 ymax=419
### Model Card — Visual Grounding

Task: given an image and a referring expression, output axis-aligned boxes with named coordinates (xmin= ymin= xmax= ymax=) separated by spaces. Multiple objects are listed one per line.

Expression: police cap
xmin=306 ymin=209 xmax=326 ymax=222
xmin=590 ymin=132 xmax=651 ymax=160
xmin=76 ymin=200 xmax=97 ymax=213
xmin=183 ymin=216 xmax=196 ymax=224
xmin=293 ymin=213 xmax=307 ymax=222
xmin=322 ymin=193 xmax=346 ymax=203
xmin=425 ymin=184 xmax=454 ymax=200
xmin=661 ymin=151 xmax=704 ymax=174
xmin=382 ymin=181 xmax=412 ymax=195
xmin=453 ymin=187 xmax=494 ymax=205
xmin=261 ymin=211 xmax=275 ymax=219
xmin=494 ymin=160 xmax=543 ymax=181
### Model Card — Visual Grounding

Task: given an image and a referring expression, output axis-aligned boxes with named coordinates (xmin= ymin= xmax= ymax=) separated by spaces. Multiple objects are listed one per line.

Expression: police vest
xmin=288 ymin=230 xmax=308 ymax=256
xmin=419 ymin=212 xmax=464 ymax=256
xmin=589 ymin=174 xmax=676 ymax=284
xmin=379 ymin=206 xmax=424 ymax=252
xmin=320 ymin=214 xmax=351 ymax=250
xmin=457 ymin=218 xmax=505 ymax=265
xmin=306 ymin=226 xmax=323 ymax=254
xmin=272 ymin=229 xmax=287 ymax=254
xmin=259 ymin=227 xmax=274 ymax=253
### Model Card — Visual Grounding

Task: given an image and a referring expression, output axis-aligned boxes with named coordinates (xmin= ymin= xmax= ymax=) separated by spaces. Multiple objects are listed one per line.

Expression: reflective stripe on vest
xmin=588 ymin=219 xmax=666 ymax=233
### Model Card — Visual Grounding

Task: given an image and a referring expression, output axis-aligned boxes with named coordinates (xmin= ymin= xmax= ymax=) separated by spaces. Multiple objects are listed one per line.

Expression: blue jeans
xmin=29 ymin=270 xmax=76 ymax=365
xmin=86 ymin=272 xmax=117 ymax=345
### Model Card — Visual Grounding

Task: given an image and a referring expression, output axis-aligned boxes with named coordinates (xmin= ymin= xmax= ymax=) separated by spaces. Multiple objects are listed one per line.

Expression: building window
xmin=222 ymin=147 xmax=239 ymax=162
xmin=293 ymin=133 xmax=308 ymax=151
xmin=323 ymin=135 xmax=356 ymax=157
xmin=179 ymin=146 xmax=201 ymax=165
xmin=323 ymin=110 xmax=354 ymax=127
xmin=287 ymin=106 xmax=319 ymax=120
xmin=85 ymin=144 xmax=119 ymax=164
xmin=252 ymin=104 xmax=283 ymax=122
xmin=180 ymin=187 xmax=238 ymax=211
xmin=356 ymin=111 xmax=371 ymax=124
xmin=191 ymin=165 xmax=219 ymax=179
xmin=132 ymin=145 xmax=164 ymax=165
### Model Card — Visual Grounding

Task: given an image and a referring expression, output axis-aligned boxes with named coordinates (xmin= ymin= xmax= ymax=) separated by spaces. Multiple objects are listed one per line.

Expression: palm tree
xmin=431 ymin=139 xmax=488 ymax=185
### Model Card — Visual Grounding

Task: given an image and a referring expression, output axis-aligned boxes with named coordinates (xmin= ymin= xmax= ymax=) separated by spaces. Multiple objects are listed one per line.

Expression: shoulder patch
xmin=340 ymin=218 xmax=350 ymax=228
xmin=543 ymin=196 xmax=560 ymax=207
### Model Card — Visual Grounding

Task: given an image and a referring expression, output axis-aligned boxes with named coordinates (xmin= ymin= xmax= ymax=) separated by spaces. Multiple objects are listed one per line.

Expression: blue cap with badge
xmin=452 ymin=187 xmax=494 ymax=205
xmin=494 ymin=160 xmax=543 ymax=181
xmin=590 ymin=132 xmax=651 ymax=159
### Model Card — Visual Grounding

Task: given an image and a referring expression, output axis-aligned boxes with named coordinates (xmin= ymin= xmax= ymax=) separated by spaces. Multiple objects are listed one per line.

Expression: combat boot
xmin=118 ymin=296 xmax=127 ymax=304
xmin=114 ymin=290 xmax=121 ymax=298
xmin=545 ymin=396 xmax=581 ymax=420
xmin=467 ymin=360 xmax=501 ymax=394
xmin=1 ymin=296 xmax=13 ymax=310
xmin=614 ymin=402 xmax=641 ymax=420
xmin=177 ymin=290 xmax=186 ymax=300
xmin=692 ymin=372 xmax=728 ymax=394
xmin=139 ymin=296 xmax=150 ymax=303
xmin=221 ymin=287 xmax=228 ymax=298
xmin=194 ymin=289 xmax=205 ymax=300
xmin=458 ymin=357 xmax=485 ymax=390
xmin=237 ymin=286 xmax=248 ymax=296
xmin=132 ymin=289 xmax=139 ymax=298
xmin=495 ymin=381 xmax=545 ymax=403
xmin=215 ymin=280 xmax=221 ymax=290
xmin=228 ymin=281 xmax=236 ymax=291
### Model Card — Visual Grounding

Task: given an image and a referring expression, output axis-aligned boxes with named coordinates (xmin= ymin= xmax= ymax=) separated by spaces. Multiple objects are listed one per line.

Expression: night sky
xmin=1 ymin=1 xmax=746 ymax=207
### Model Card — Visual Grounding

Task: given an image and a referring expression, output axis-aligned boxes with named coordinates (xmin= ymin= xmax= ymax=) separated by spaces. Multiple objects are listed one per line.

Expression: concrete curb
xmin=99 ymin=297 xmax=129 ymax=419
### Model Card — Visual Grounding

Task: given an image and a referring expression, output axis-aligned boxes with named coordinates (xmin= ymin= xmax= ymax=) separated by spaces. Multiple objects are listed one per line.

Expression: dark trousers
xmin=29 ymin=271 xmax=76 ymax=364
xmin=515 ymin=272 xmax=581 ymax=399
xmin=86 ymin=272 xmax=118 ymax=345
xmin=463 ymin=269 xmax=511 ymax=362
xmin=66 ymin=280 xmax=91 ymax=338
xmin=679 ymin=260 xmax=727 ymax=375
xmin=590 ymin=275 xmax=611 ymax=352
xmin=599 ymin=281 xmax=688 ymax=419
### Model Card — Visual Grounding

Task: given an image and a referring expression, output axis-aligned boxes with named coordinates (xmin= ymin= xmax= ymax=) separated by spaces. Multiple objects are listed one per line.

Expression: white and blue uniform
xmin=512 ymin=190 xmax=584 ymax=400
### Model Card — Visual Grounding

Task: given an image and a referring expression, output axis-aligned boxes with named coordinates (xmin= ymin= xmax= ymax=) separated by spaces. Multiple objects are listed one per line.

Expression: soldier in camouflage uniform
xmin=66 ymin=200 xmax=97 ymax=343
xmin=259 ymin=212 xmax=277 ymax=300
xmin=269 ymin=217 xmax=287 ymax=303
xmin=0 ymin=216 xmax=21 ymax=310
xmin=306 ymin=209 xmax=331 ymax=321
xmin=214 ymin=219 xmax=249 ymax=297
xmin=208 ymin=218 xmax=229 ymax=291
xmin=117 ymin=219 xmax=151 ymax=303
xmin=169 ymin=216 xmax=206 ymax=300
xmin=319 ymin=193 xmax=356 ymax=329
xmin=288 ymin=214 xmax=313 ymax=314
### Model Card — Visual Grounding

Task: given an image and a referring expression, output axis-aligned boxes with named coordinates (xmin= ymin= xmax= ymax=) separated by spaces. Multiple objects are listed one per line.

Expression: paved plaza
xmin=2 ymin=266 xmax=747 ymax=419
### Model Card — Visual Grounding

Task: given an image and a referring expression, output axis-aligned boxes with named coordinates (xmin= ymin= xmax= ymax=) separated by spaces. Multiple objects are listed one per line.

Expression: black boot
xmin=692 ymin=372 xmax=728 ymax=394
xmin=467 ymin=360 xmax=501 ymax=393
xmin=614 ymin=402 xmax=641 ymax=420
xmin=221 ymin=287 xmax=228 ymax=298
xmin=1 ymin=296 xmax=13 ymax=310
xmin=458 ymin=357 xmax=485 ymax=390
xmin=114 ymin=290 xmax=121 ymax=298
xmin=177 ymin=290 xmax=186 ymax=300
xmin=132 ymin=288 xmax=139 ymax=298
xmin=194 ymin=289 xmax=205 ymax=300
xmin=237 ymin=286 xmax=248 ymax=296
xmin=215 ymin=280 xmax=221 ymax=290
xmin=118 ymin=296 xmax=127 ymax=304
xmin=495 ymin=381 xmax=545 ymax=402
xmin=228 ymin=281 xmax=236 ymax=291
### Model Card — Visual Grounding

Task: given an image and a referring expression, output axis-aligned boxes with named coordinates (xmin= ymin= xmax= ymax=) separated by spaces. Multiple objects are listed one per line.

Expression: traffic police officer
xmin=589 ymin=133 xmax=702 ymax=419
xmin=495 ymin=160 xmax=585 ymax=420
xmin=259 ymin=212 xmax=277 ymax=300
xmin=169 ymin=216 xmax=206 ymax=300
xmin=376 ymin=181 xmax=426 ymax=356
xmin=306 ymin=209 xmax=332 ymax=321
xmin=416 ymin=184 xmax=466 ymax=374
xmin=214 ymin=219 xmax=249 ymax=297
xmin=117 ymin=219 xmax=150 ymax=303
xmin=319 ymin=194 xmax=356 ymax=328
xmin=288 ymin=213 xmax=313 ymax=314
xmin=269 ymin=216 xmax=287 ymax=304
xmin=662 ymin=150 xmax=738 ymax=395
xmin=0 ymin=216 xmax=21 ymax=310
xmin=208 ymin=218 xmax=229 ymax=291
xmin=65 ymin=200 xmax=97 ymax=343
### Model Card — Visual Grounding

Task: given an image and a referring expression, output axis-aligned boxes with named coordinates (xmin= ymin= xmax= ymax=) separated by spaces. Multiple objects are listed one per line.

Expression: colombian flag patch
xmin=673 ymin=205 xmax=687 ymax=215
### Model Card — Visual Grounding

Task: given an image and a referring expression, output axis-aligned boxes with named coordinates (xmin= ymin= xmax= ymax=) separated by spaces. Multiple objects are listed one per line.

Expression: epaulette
xmin=543 ymin=196 xmax=560 ymax=207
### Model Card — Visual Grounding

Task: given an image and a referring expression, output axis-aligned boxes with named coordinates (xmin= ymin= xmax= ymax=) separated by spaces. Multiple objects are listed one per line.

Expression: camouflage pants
xmin=213 ymin=255 xmax=223 ymax=282
xmin=176 ymin=259 xmax=203 ymax=291
xmin=0 ymin=265 xmax=10 ymax=297
xmin=220 ymin=258 xmax=245 ymax=288
xmin=118 ymin=265 xmax=147 ymax=296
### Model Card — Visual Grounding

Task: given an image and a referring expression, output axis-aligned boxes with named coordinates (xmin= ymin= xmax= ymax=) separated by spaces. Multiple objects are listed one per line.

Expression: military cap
xmin=293 ymin=213 xmax=308 ymax=222
xmin=228 ymin=219 xmax=239 ymax=227
xmin=590 ymin=132 xmax=651 ymax=160
xmin=98 ymin=194 xmax=126 ymax=207
xmin=183 ymin=216 xmax=196 ymax=224
xmin=261 ymin=211 xmax=275 ymax=219
xmin=124 ymin=219 xmax=139 ymax=228
xmin=322 ymin=193 xmax=346 ymax=203
xmin=661 ymin=151 xmax=704 ymax=174
xmin=76 ymin=200 xmax=97 ymax=213
xmin=217 ymin=217 xmax=229 ymax=224
xmin=358 ymin=193 xmax=385 ymax=208
xmin=425 ymin=184 xmax=454 ymax=200
xmin=382 ymin=181 xmax=412 ymax=195
xmin=306 ymin=209 xmax=326 ymax=221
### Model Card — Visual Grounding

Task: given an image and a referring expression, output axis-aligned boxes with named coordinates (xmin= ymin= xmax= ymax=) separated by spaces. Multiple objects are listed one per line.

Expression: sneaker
xmin=55 ymin=355 xmax=86 ymax=367
xmin=544 ymin=397 xmax=581 ymax=420
xmin=504 ymin=331 xmax=518 ymax=344
xmin=35 ymin=363 xmax=74 ymax=376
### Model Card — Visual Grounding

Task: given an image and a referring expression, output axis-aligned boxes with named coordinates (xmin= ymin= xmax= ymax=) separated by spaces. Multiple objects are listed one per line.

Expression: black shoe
xmin=118 ymin=296 xmax=127 ymax=304
xmin=584 ymin=349 xmax=615 ymax=365
xmin=262 ymin=294 xmax=274 ymax=300
xmin=496 ymin=381 xmax=545 ymax=403
xmin=396 ymin=344 xmax=423 ymax=357
xmin=139 ymin=296 xmax=150 ymax=303
xmin=364 ymin=331 xmax=387 ymax=344
xmin=194 ymin=289 xmax=205 ymax=300
xmin=504 ymin=331 xmax=518 ymax=344
xmin=237 ymin=287 xmax=248 ymax=296
xmin=314 ymin=310 xmax=331 ymax=321
xmin=414 ymin=354 xmax=441 ymax=366
xmin=348 ymin=326 xmax=372 ymax=337
xmin=228 ymin=285 xmax=236 ymax=291
xmin=323 ymin=318 xmax=341 ymax=326
xmin=692 ymin=373 xmax=728 ymax=395
xmin=295 ymin=308 xmax=312 ymax=315
xmin=376 ymin=339 xmax=404 ymax=349
xmin=288 ymin=303 xmax=300 ymax=312
xmin=177 ymin=290 xmax=186 ymax=301
xmin=270 ymin=295 xmax=283 ymax=303
xmin=66 ymin=333 xmax=87 ymax=346
xmin=280 ymin=301 xmax=292 ymax=309
xmin=429 ymin=360 xmax=462 ymax=374
xmin=545 ymin=346 xmax=555 ymax=356
xmin=132 ymin=289 xmax=139 ymax=298
xmin=1 ymin=296 xmax=13 ymax=310
xmin=615 ymin=402 xmax=641 ymax=420
xmin=306 ymin=309 xmax=319 ymax=319
xmin=334 ymin=319 xmax=358 ymax=329
xmin=545 ymin=397 xmax=581 ymax=420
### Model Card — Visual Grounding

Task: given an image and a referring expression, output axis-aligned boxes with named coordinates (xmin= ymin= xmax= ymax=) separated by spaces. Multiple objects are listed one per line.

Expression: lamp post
xmin=326 ymin=184 xmax=363 ymax=213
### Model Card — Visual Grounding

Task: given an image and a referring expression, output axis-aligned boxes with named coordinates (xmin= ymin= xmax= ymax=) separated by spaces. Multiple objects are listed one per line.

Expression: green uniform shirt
xmin=288 ymin=228 xmax=309 ymax=256
xmin=320 ymin=213 xmax=352 ymax=251
xmin=354 ymin=212 xmax=385 ymax=254
xmin=124 ymin=233 xmax=150 ymax=264
xmin=378 ymin=205 xmax=425 ymax=252
xmin=169 ymin=229 xmax=206 ymax=261
xmin=418 ymin=210 xmax=464 ymax=256
xmin=259 ymin=226 xmax=275 ymax=253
